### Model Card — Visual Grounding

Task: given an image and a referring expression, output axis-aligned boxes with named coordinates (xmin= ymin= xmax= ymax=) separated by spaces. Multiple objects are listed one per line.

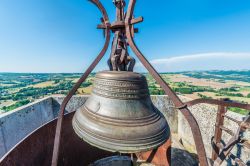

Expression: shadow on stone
xmin=171 ymin=147 xmax=199 ymax=166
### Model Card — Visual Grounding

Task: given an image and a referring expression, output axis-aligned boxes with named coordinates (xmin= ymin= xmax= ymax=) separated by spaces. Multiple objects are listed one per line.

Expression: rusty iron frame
xmin=185 ymin=98 xmax=250 ymax=165
xmin=51 ymin=1 xmax=249 ymax=166
xmin=185 ymin=98 xmax=250 ymax=110
xmin=212 ymin=100 xmax=227 ymax=161
xmin=213 ymin=115 xmax=250 ymax=166
xmin=51 ymin=0 xmax=209 ymax=165
xmin=51 ymin=1 xmax=111 ymax=165
xmin=124 ymin=0 xmax=208 ymax=165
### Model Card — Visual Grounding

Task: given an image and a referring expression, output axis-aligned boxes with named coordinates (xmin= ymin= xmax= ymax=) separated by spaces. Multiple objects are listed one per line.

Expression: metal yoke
xmin=108 ymin=0 xmax=135 ymax=71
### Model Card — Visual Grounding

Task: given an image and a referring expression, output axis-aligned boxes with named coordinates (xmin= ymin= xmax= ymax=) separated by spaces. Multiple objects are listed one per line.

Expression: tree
xmin=175 ymin=88 xmax=193 ymax=94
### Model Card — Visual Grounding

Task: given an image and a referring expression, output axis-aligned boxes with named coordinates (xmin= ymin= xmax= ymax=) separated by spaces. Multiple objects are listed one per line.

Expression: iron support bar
xmin=229 ymin=153 xmax=246 ymax=166
xmin=51 ymin=0 xmax=111 ymax=165
xmin=212 ymin=102 xmax=227 ymax=160
xmin=241 ymin=139 xmax=250 ymax=149
xmin=213 ymin=128 xmax=241 ymax=166
xmin=223 ymin=115 xmax=241 ymax=125
xmin=219 ymin=126 xmax=234 ymax=136
xmin=125 ymin=1 xmax=208 ymax=165
xmin=213 ymin=115 xmax=250 ymax=165
xmin=185 ymin=98 xmax=250 ymax=110
xmin=97 ymin=17 xmax=143 ymax=30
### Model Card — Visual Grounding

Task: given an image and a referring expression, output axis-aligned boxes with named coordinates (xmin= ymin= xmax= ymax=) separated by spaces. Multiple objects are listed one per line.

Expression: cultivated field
xmin=0 ymin=71 xmax=250 ymax=115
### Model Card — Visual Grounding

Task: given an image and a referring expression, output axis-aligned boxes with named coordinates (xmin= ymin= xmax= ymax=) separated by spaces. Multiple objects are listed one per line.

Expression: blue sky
xmin=0 ymin=0 xmax=250 ymax=73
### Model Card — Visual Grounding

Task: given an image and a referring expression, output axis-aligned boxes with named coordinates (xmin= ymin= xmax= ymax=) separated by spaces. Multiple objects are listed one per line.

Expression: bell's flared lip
xmin=72 ymin=114 xmax=170 ymax=153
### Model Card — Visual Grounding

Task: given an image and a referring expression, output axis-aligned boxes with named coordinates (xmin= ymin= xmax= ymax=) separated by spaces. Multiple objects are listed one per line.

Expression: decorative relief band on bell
xmin=92 ymin=78 xmax=149 ymax=99
xmin=94 ymin=78 xmax=148 ymax=88
xmin=92 ymin=90 xmax=148 ymax=99
xmin=93 ymin=86 xmax=148 ymax=93
xmin=92 ymin=87 xmax=149 ymax=99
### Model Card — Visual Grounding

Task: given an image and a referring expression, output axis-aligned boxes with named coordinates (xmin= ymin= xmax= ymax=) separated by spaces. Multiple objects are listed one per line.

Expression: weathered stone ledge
xmin=0 ymin=95 xmax=249 ymax=165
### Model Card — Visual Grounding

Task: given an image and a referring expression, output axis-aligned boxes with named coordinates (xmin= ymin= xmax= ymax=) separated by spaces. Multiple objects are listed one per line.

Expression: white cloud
xmin=136 ymin=52 xmax=250 ymax=72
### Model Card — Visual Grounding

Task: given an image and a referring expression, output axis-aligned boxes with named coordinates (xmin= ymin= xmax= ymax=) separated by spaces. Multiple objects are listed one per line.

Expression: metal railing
xmin=185 ymin=98 xmax=250 ymax=166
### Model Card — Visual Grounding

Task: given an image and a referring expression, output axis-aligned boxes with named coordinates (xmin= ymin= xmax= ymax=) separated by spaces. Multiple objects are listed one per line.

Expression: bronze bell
xmin=72 ymin=71 xmax=170 ymax=153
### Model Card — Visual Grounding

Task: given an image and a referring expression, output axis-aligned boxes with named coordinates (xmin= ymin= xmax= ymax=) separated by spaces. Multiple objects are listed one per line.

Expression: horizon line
xmin=0 ymin=69 xmax=250 ymax=74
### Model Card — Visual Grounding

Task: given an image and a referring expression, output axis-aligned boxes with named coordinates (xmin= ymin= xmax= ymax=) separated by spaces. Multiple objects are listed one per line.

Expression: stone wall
xmin=0 ymin=95 xmax=249 ymax=164
xmin=178 ymin=101 xmax=250 ymax=164
xmin=0 ymin=97 xmax=53 ymax=157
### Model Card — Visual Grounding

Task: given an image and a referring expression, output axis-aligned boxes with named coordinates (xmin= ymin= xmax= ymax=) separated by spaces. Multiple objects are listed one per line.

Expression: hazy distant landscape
xmin=0 ymin=70 xmax=250 ymax=115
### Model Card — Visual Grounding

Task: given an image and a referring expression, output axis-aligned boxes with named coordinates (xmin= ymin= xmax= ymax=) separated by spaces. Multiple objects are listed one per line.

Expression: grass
xmin=1 ymin=72 xmax=250 ymax=115
xmin=0 ymin=100 xmax=16 ymax=108
xmin=184 ymin=92 xmax=250 ymax=103
xmin=228 ymin=107 xmax=249 ymax=115
xmin=2 ymin=100 xmax=30 ymax=112
xmin=0 ymin=83 xmax=15 ymax=87
xmin=77 ymin=86 xmax=92 ymax=94
xmin=31 ymin=81 xmax=55 ymax=88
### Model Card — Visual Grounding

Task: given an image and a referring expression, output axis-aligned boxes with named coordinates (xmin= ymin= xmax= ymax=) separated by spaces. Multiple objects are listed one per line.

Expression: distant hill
xmin=177 ymin=70 xmax=250 ymax=83
xmin=0 ymin=70 xmax=250 ymax=115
